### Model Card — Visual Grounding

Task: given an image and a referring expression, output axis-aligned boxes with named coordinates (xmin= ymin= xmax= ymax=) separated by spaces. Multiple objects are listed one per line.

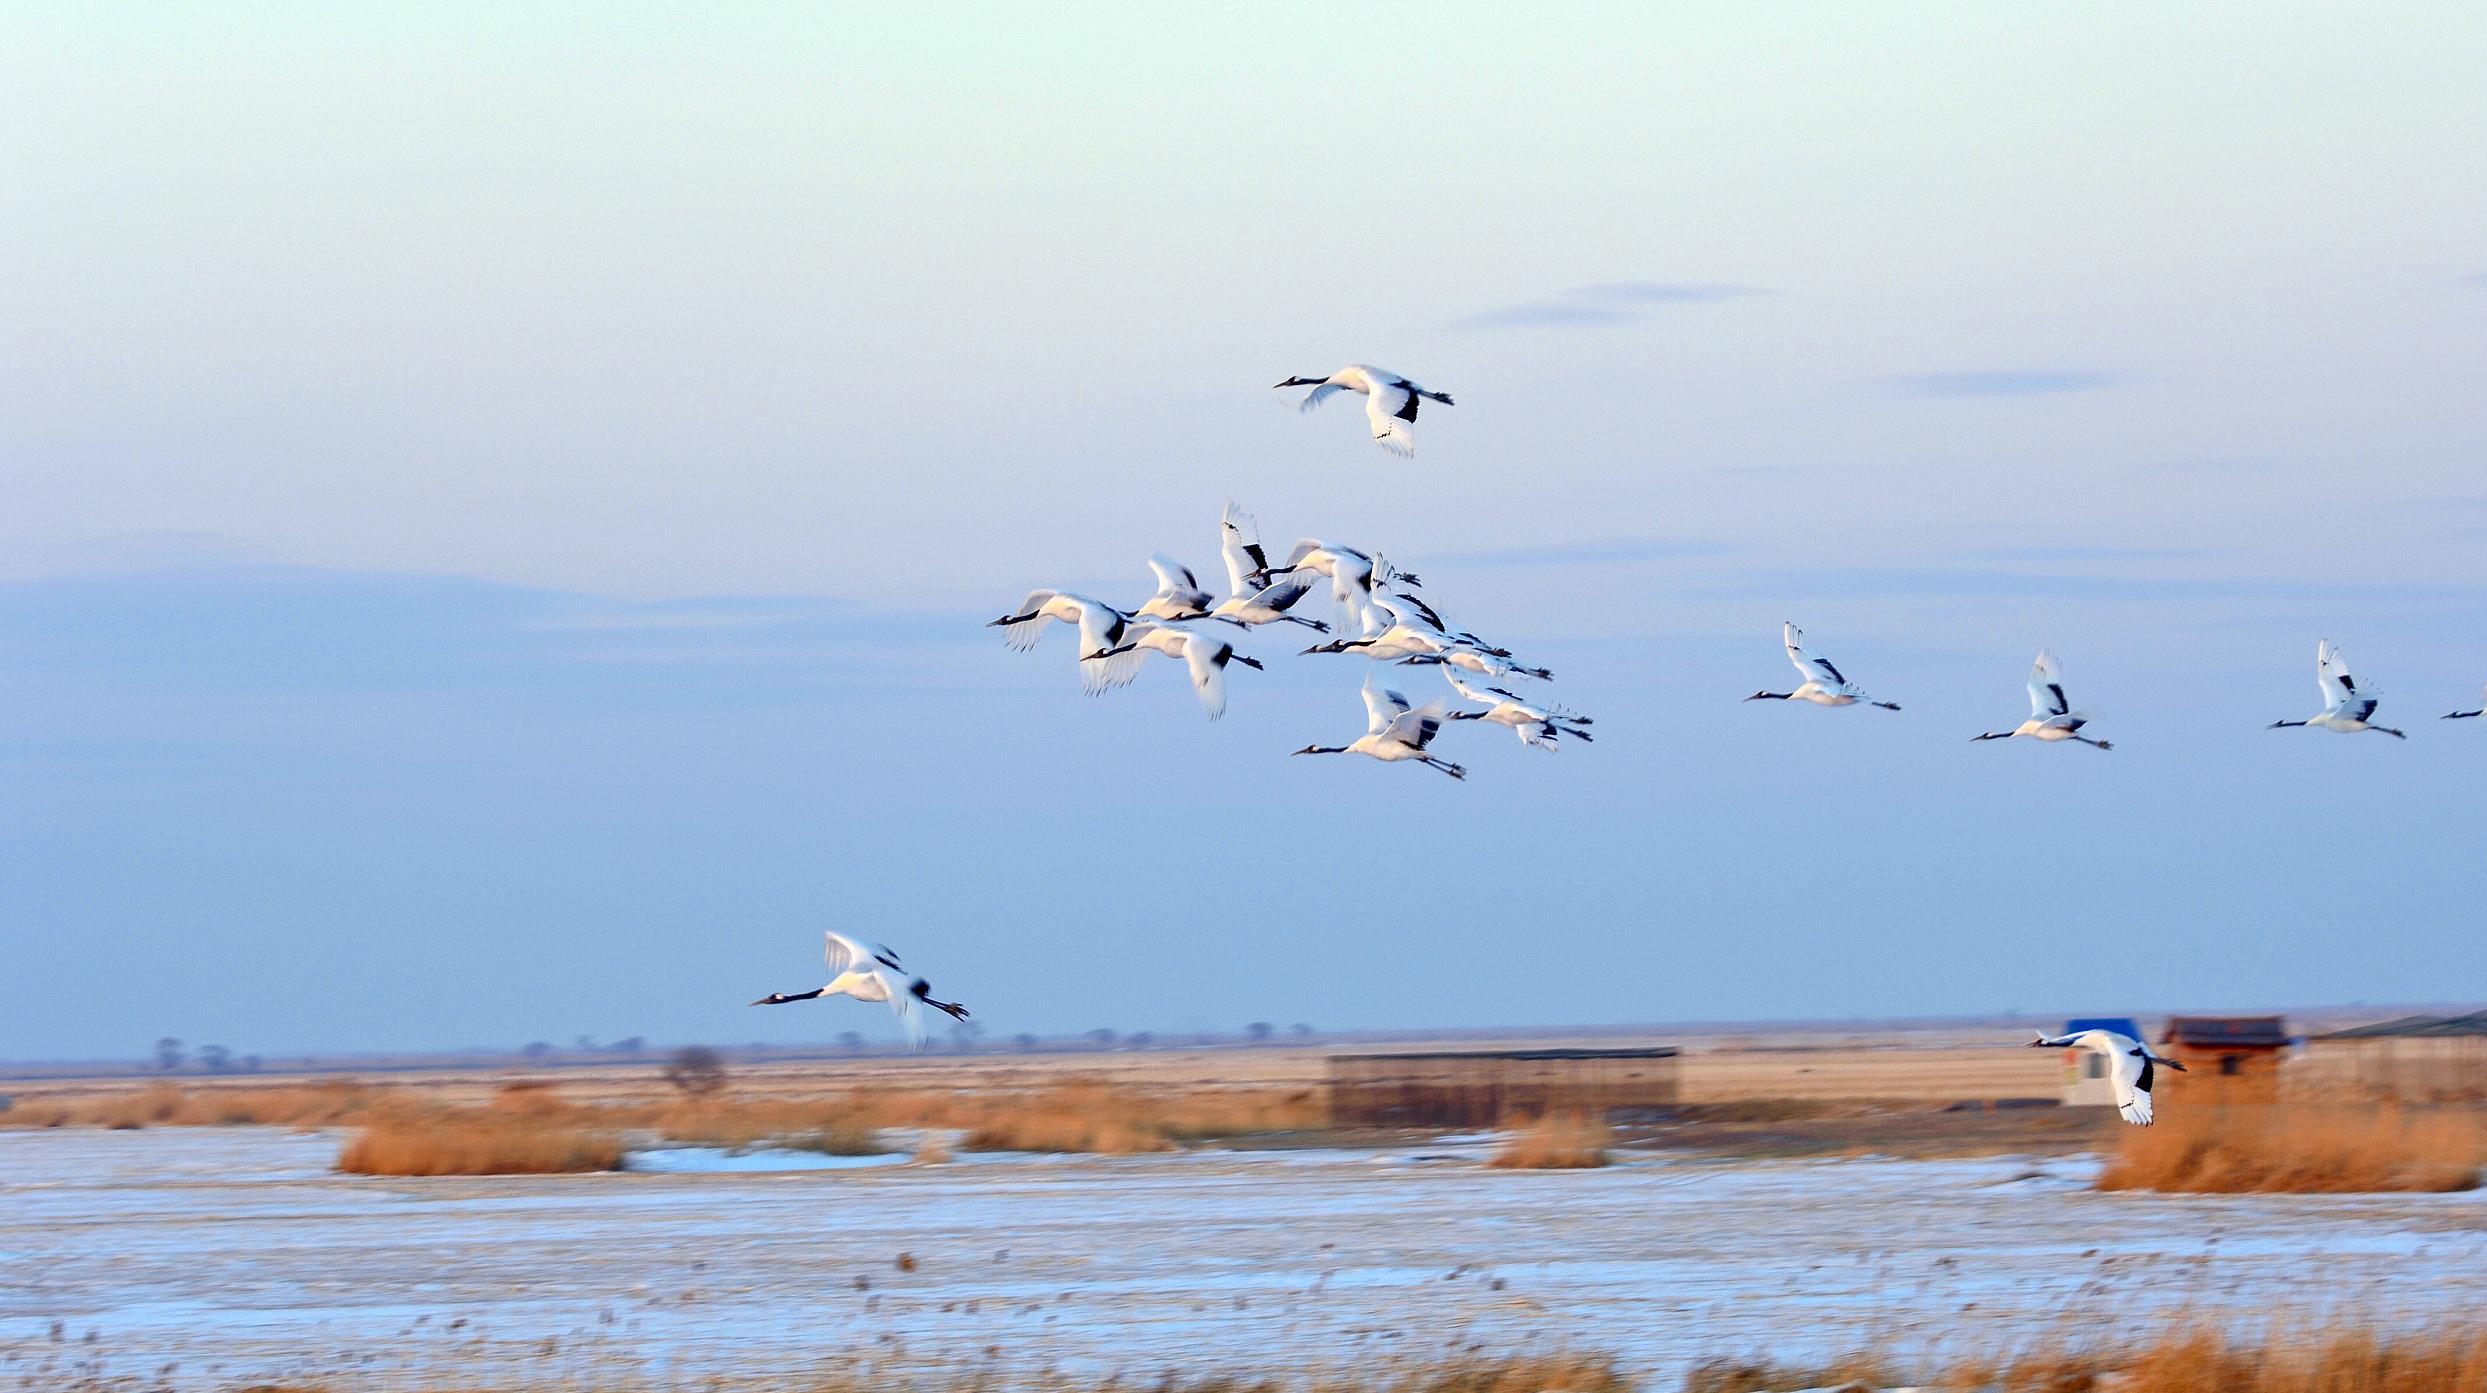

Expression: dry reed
xmin=1486 ymin=1111 xmax=1613 ymax=1169
xmin=2097 ymin=1103 xmax=2483 ymax=1194
xmin=9 ymin=1076 xmax=1323 ymax=1157
xmin=335 ymin=1107 xmax=624 ymax=1176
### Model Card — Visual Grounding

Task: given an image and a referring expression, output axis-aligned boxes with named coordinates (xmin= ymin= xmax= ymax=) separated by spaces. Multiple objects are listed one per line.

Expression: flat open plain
xmin=6 ymin=1125 xmax=2484 ymax=1391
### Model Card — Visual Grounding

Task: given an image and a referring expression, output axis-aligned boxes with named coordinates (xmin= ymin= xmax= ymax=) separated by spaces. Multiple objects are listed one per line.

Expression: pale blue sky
xmin=3 ymin=4 xmax=2484 ymax=1059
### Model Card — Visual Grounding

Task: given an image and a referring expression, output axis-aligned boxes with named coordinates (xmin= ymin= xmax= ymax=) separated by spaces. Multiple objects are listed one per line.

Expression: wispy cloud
xmin=1891 ymin=370 xmax=2116 ymax=398
xmin=1429 ymin=537 xmax=1744 ymax=568
xmin=1951 ymin=544 xmax=2226 ymax=566
xmin=2458 ymin=271 xmax=2487 ymax=290
xmin=0 ymin=562 xmax=969 ymax=707
xmin=1450 ymin=282 xmax=1772 ymax=331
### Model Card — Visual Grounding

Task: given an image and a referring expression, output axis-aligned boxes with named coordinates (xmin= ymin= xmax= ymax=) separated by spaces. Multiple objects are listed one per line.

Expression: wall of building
xmin=1330 ymin=1052 xmax=1681 ymax=1127
xmin=2290 ymin=1038 xmax=2487 ymax=1102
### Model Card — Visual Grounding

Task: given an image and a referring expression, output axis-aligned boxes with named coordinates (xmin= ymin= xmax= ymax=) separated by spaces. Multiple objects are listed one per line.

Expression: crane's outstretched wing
xmin=1784 ymin=622 xmax=1848 ymax=687
xmin=1361 ymin=674 xmax=1413 ymax=735
xmin=1364 ymin=378 xmax=1418 ymax=455
xmin=1219 ymin=502 xmax=1271 ymax=597
xmin=2317 ymin=639 xmax=2359 ymax=709
xmin=1184 ymin=636 xmax=1231 ymax=720
xmin=2112 ymin=1048 xmax=2156 ymax=1126
xmin=1146 ymin=554 xmax=1198 ymax=596
xmin=1381 ymin=701 xmax=1450 ymax=752
xmin=997 ymin=589 xmax=1058 ymax=652
xmin=2028 ymin=650 xmax=2071 ymax=718
xmin=825 ymin=930 xmax=904 ymax=976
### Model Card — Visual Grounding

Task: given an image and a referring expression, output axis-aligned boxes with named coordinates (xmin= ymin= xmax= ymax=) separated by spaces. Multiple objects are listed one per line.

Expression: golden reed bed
xmin=2097 ymin=1103 xmax=2483 ymax=1194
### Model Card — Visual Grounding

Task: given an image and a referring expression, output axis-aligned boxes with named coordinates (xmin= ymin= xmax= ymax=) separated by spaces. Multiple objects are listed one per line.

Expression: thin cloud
xmin=1952 ymin=544 xmax=2227 ymax=566
xmin=1450 ymin=281 xmax=1773 ymax=331
xmin=1891 ymin=370 xmax=2117 ymax=398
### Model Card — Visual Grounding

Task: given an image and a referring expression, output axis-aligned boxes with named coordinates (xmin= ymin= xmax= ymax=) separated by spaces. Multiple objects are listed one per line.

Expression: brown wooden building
xmin=2293 ymin=1011 xmax=2487 ymax=1101
xmin=1328 ymin=1047 xmax=1682 ymax=1127
xmin=2159 ymin=1015 xmax=2289 ymax=1104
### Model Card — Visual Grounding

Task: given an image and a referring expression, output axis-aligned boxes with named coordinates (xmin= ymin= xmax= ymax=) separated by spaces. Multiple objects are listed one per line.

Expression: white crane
xmin=1300 ymin=602 xmax=1442 ymax=661
xmin=2027 ymin=1028 xmax=2185 ymax=1125
xmin=1212 ymin=503 xmax=1328 ymax=631
xmin=751 ymin=930 xmax=969 ymax=1049
xmin=1273 ymin=364 xmax=1453 ymax=456
xmin=1441 ymin=669 xmax=1592 ymax=750
xmin=1746 ymin=623 xmax=1900 ymax=710
xmin=2268 ymin=640 xmax=2406 ymax=739
xmin=1973 ymin=650 xmax=2112 ymax=749
xmin=1293 ymin=674 xmax=1466 ymax=779
xmin=2447 ymin=687 xmax=2487 ymax=721
xmin=1093 ymin=621 xmax=1264 ymax=720
xmin=1270 ymin=540 xmax=1417 ymax=634
xmin=1400 ymin=646 xmax=1554 ymax=682
xmin=986 ymin=590 xmax=1138 ymax=694
xmin=1133 ymin=554 xmax=1215 ymax=622
xmin=1371 ymin=589 xmax=1507 ymax=656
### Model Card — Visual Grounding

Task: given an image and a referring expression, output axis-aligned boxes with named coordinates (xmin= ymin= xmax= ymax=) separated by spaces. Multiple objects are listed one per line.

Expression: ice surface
xmin=1 ymin=1130 xmax=2480 ymax=1390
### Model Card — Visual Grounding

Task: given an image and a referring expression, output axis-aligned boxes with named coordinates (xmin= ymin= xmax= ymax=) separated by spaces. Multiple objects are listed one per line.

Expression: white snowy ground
xmin=2 ymin=1128 xmax=2483 ymax=1389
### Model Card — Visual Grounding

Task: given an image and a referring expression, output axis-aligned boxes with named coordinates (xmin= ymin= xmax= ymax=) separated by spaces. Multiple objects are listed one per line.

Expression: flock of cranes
xmin=750 ymin=359 xmax=2476 ymax=1086
xmin=988 ymin=500 xmax=1588 ymax=777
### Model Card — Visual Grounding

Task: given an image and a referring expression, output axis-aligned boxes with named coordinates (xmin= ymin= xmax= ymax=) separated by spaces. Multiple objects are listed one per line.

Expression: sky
xmin=4 ymin=3 xmax=2485 ymax=1061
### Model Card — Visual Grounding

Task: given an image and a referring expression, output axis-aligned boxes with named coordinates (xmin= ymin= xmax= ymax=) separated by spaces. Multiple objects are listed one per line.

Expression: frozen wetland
xmin=4 ymin=1128 xmax=2484 ymax=1388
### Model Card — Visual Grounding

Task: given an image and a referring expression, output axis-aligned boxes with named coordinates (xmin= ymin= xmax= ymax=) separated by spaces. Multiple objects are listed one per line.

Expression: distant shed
xmin=2295 ymin=1011 xmax=2487 ymax=1102
xmin=2056 ymin=1017 xmax=2143 ymax=1109
xmin=2159 ymin=1015 xmax=2289 ymax=1103
xmin=1328 ymin=1047 xmax=1681 ymax=1127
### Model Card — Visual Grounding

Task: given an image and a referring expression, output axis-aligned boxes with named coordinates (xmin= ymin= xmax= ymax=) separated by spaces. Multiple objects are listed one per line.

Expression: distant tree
xmin=574 ymin=1034 xmax=599 ymax=1052
xmin=1289 ymin=1023 xmax=1314 ymax=1039
xmin=1126 ymin=1031 xmax=1155 ymax=1049
xmin=837 ymin=1031 xmax=866 ymax=1054
xmin=1245 ymin=1022 xmax=1274 ymax=1042
xmin=153 ymin=1037 xmax=185 ymax=1072
xmin=196 ymin=1044 xmax=232 ymax=1073
xmin=662 ymin=1045 xmax=728 ymax=1097
xmin=240 ymin=1055 xmax=264 ymax=1073
xmin=948 ymin=1018 xmax=985 ymax=1051
xmin=612 ymin=1036 xmax=645 ymax=1056
xmin=521 ymin=1041 xmax=554 ymax=1061
xmin=1011 ymin=1032 xmax=1040 ymax=1053
xmin=1083 ymin=1028 xmax=1118 ymax=1048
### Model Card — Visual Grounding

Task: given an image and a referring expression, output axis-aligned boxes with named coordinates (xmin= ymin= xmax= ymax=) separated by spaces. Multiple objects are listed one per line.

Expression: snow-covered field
xmin=3 ymin=1128 xmax=2483 ymax=1388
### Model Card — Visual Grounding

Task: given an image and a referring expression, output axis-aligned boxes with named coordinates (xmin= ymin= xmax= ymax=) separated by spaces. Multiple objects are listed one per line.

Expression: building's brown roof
xmin=2315 ymin=1011 xmax=2487 ymax=1040
xmin=2161 ymin=1015 xmax=2290 ymax=1048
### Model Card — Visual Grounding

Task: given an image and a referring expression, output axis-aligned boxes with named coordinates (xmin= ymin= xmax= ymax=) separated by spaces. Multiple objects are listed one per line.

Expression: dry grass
xmin=1946 ymin=1322 xmax=2487 ymax=1393
xmin=1 ymin=1076 xmax=1321 ymax=1159
xmin=335 ymin=1105 xmax=624 ymax=1176
xmin=3 ymin=1079 xmax=387 ymax=1131
xmin=1486 ymin=1111 xmax=1612 ymax=1169
xmin=944 ymin=1079 xmax=1322 ymax=1155
xmin=2097 ymin=1104 xmax=2484 ymax=1194
xmin=959 ymin=1080 xmax=1181 ymax=1154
